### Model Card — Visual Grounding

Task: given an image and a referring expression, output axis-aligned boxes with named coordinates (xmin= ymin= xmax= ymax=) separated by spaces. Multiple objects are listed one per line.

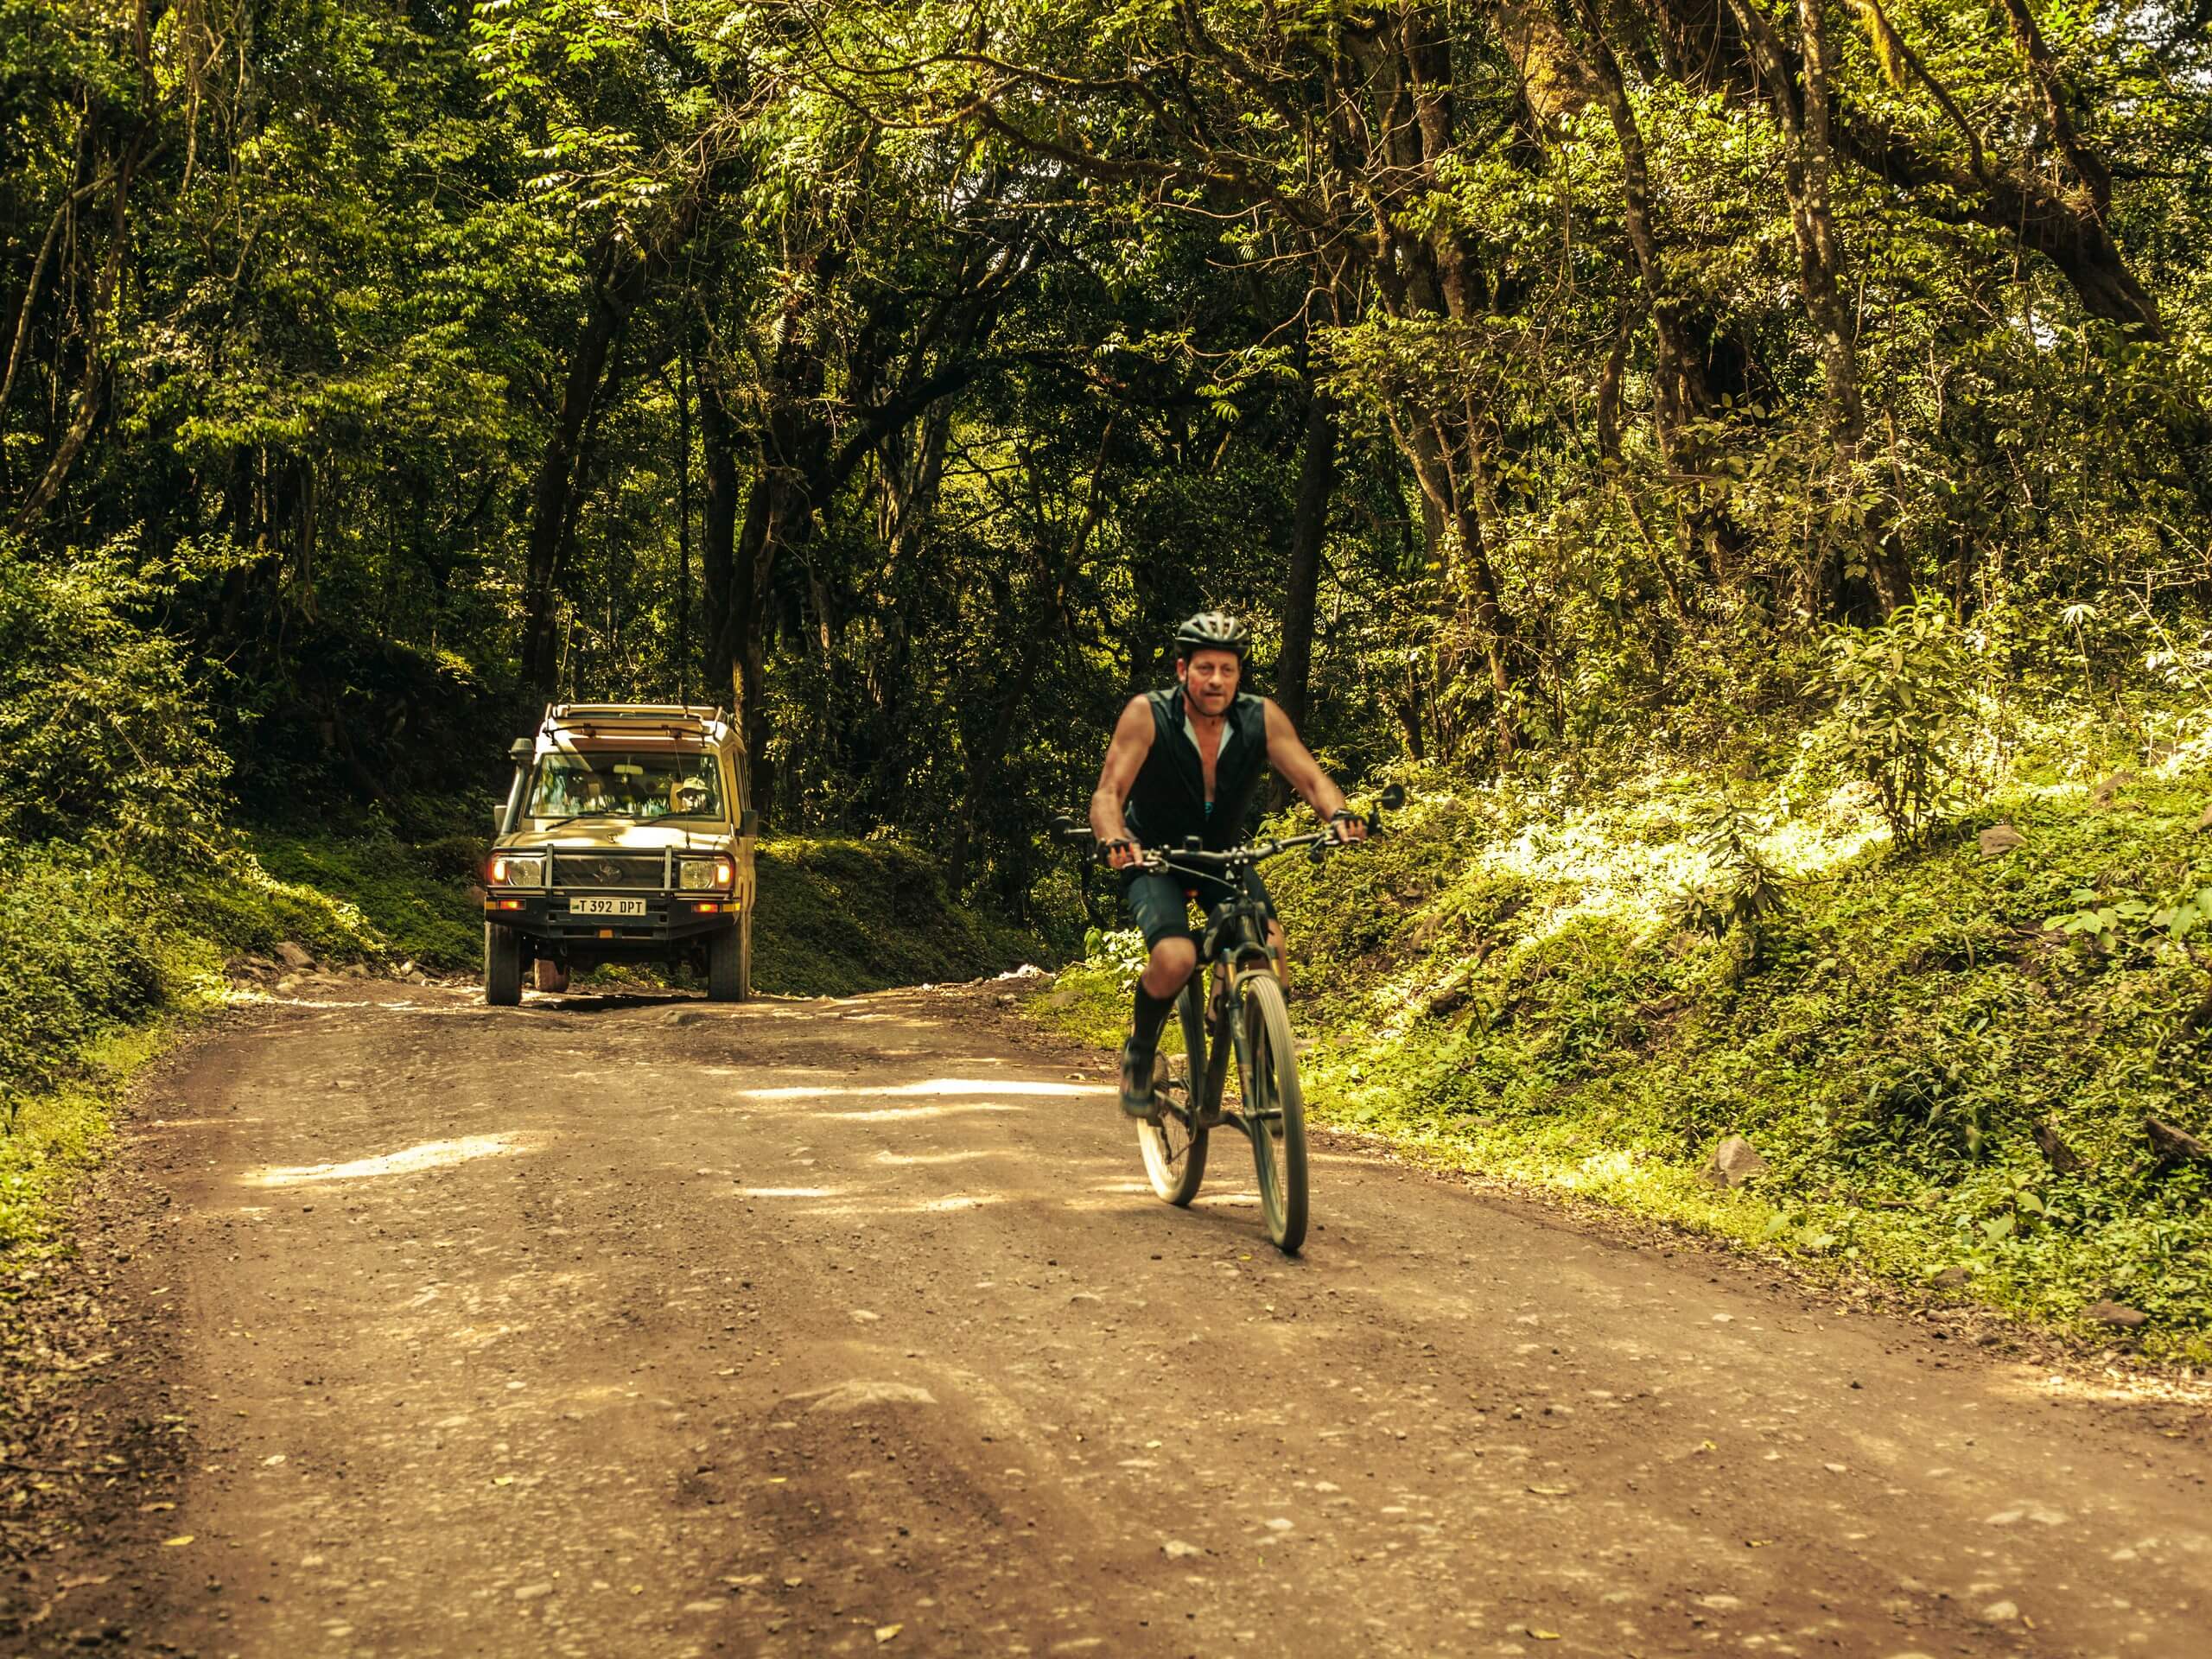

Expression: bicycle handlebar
xmin=1049 ymin=784 xmax=1404 ymax=877
xmin=1113 ymin=830 xmax=1336 ymax=880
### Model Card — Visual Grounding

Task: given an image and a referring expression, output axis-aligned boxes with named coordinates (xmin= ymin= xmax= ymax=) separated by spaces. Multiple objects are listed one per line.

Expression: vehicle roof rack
xmin=539 ymin=702 xmax=729 ymax=744
xmin=551 ymin=702 xmax=722 ymax=720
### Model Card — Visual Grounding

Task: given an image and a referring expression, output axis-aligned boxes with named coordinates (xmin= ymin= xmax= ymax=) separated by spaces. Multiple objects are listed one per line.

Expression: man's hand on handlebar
xmin=1103 ymin=836 xmax=1144 ymax=870
xmin=1328 ymin=808 xmax=1368 ymax=846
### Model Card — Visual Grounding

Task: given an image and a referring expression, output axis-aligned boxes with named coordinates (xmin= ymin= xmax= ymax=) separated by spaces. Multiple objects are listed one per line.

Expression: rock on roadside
xmin=2084 ymin=1300 xmax=2149 ymax=1330
xmin=1701 ymin=1135 xmax=1768 ymax=1189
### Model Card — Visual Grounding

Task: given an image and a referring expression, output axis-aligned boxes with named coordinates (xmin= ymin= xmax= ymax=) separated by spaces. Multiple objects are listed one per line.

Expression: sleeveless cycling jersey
xmin=1122 ymin=688 xmax=1268 ymax=853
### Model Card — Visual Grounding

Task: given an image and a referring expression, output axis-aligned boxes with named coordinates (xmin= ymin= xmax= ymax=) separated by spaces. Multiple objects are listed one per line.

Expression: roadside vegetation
xmin=1042 ymin=661 xmax=2212 ymax=1360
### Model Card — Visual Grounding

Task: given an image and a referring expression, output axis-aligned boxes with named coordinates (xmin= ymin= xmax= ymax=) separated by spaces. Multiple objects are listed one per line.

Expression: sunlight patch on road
xmin=874 ymin=1148 xmax=999 ymax=1166
xmin=698 ymin=1065 xmax=846 ymax=1080
xmin=243 ymin=1133 xmax=533 ymax=1187
xmin=734 ymin=1185 xmax=843 ymax=1199
xmin=831 ymin=1103 xmax=1027 ymax=1122
xmin=732 ymin=1077 xmax=1109 ymax=1101
xmin=791 ymin=1193 xmax=1007 ymax=1217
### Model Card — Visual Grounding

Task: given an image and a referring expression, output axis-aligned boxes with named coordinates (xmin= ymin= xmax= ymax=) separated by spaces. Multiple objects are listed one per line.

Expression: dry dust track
xmin=26 ymin=979 xmax=2212 ymax=1656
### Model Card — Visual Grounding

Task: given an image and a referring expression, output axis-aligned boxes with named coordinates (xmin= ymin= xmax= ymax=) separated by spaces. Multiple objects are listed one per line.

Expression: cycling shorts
xmin=1119 ymin=867 xmax=1272 ymax=951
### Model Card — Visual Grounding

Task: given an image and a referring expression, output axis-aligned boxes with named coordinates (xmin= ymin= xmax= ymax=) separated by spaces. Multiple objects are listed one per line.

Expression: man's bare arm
xmin=1262 ymin=699 xmax=1360 ymax=837
xmin=1090 ymin=696 xmax=1156 ymax=862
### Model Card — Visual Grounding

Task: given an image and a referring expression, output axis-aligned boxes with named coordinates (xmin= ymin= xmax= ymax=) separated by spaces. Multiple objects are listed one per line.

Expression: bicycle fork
xmin=1205 ymin=963 xmax=1280 ymax=1136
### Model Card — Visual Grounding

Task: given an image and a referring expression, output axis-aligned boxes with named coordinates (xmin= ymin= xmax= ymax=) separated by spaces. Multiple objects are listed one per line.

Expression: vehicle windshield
xmin=524 ymin=751 xmax=725 ymax=822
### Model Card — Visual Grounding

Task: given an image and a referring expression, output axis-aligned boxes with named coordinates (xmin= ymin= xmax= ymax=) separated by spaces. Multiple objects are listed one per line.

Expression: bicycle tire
xmin=1136 ymin=982 xmax=1210 ymax=1206
xmin=1237 ymin=972 xmax=1307 ymax=1254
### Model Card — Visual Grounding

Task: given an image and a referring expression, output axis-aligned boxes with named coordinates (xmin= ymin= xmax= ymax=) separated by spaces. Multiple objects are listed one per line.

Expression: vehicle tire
xmin=707 ymin=923 xmax=745 ymax=1001
xmin=535 ymin=958 xmax=570 ymax=994
xmin=1237 ymin=972 xmax=1307 ymax=1255
xmin=1136 ymin=982 xmax=1210 ymax=1206
xmin=484 ymin=923 xmax=523 ymax=1007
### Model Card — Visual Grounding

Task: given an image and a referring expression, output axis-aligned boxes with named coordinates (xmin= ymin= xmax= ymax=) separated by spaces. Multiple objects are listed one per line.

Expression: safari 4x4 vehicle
xmin=483 ymin=703 xmax=759 ymax=1006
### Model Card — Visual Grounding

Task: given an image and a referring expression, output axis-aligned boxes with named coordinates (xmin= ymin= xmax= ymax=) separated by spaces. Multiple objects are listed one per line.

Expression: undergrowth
xmin=753 ymin=839 xmax=1043 ymax=995
xmin=1037 ymin=704 xmax=2212 ymax=1363
xmin=0 ymin=841 xmax=392 ymax=1255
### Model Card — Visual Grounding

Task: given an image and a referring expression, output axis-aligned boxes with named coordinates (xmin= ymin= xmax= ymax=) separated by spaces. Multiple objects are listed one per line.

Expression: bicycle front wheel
xmin=1136 ymin=981 xmax=1210 ymax=1206
xmin=1237 ymin=972 xmax=1308 ymax=1254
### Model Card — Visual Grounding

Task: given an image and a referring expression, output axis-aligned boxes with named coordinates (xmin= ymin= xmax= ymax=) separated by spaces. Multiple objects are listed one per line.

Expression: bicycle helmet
xmin=1173 ymin=611 xmax=1251 ymax=660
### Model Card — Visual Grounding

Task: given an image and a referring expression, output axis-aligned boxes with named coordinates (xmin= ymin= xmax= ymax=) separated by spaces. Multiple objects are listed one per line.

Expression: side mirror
xmin=1379 ymin=784 xmax=1406 ymax=811
xmin=1052 ymin=814 xmax=1076 ymax=835
xmin=493 ymin=805 xmax=507 ymax=835
xmin=739 ymin=808 xmax=760 ymax=837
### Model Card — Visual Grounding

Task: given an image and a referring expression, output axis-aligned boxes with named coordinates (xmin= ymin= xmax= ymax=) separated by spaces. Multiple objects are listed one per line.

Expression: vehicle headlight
xmin=678 ymin=856 xmax=734 ymax=891
xmin=489 ymin=853 xmax=545 ymax=888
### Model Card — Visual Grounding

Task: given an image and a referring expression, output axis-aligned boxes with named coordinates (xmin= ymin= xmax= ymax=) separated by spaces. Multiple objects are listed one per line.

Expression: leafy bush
xmin=1809 ymin=596 xmax=1993 ymax=848
xmin=0 ymin=851 xmax=175 ymax=1110
xmin=0 ymin=534 xmax=232 ymax=862
xmin=1664 ymin=802 xmax=1791 ymax=946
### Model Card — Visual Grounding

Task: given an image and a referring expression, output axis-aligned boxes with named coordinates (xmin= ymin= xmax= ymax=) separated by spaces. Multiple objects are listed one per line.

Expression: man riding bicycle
xmin=1089 ymin=611 xmax=1366 ymax=1118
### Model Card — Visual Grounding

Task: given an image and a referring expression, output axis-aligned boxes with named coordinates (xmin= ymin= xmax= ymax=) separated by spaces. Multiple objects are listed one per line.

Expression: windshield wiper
xmin=531 ymin=810 xmax=631 ymax=831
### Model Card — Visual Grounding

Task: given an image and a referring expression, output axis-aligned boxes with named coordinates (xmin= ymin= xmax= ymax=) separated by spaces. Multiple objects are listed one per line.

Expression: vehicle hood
xmin=499 ymin=822 xmax=734 ymax=855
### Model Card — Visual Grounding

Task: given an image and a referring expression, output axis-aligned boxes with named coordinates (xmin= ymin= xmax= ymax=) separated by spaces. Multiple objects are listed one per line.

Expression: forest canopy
xmin=2 ymin=0 xmax=2207 ymax=906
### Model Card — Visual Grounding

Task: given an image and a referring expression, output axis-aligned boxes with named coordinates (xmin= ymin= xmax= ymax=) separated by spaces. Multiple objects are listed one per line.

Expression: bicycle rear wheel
xmin=1236 ymin=972 xmax=1307 ymax=1254
xmin=1136 ymin=982 xmax=1210 ymax=1206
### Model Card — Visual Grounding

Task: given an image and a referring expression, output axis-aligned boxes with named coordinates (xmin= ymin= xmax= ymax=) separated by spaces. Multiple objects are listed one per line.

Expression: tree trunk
xmin=1277 ymin=390 xmax=1336 ymax=736
xmin=10 ymin=125 xmax=138 ymax=531
xmin=698 ymin=365 xmax=741 ymax=709
xmin=724 ymin=473 xmax=815 ymax=825
xmin=674 ymin=340 xmax=694 ymax=705
xmin=520 ymin=238 xmax=651 ymax=700
xmin=1792 ymin=0 xmax=1910 ymax=612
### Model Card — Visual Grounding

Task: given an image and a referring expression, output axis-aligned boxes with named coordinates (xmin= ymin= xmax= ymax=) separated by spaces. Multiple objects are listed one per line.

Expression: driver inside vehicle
xmin=571 ymin=771 xmax=613 ymax=815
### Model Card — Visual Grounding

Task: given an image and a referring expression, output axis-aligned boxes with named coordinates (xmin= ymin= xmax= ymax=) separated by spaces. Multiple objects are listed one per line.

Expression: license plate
xmin=570 ymin=896 xmax=646 ymax=918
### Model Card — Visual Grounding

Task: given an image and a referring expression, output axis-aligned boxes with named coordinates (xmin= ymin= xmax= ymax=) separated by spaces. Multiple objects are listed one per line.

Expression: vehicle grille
xmin=548 ymin=851 xmax=667 ymax=890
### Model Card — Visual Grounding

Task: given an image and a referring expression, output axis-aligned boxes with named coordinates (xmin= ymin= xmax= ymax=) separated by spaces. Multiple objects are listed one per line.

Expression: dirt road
xmin=15 ymin=977 xmax=2212 ymax=1656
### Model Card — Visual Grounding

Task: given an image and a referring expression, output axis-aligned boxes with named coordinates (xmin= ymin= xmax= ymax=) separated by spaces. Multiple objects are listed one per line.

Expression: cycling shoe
xmin=1119 ymin=1038 xmax=1159 ymax=1119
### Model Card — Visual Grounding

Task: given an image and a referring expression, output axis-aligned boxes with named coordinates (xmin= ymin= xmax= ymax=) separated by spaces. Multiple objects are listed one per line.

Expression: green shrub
xmin=0 ymin=533 xmax=232 ymax=862
xmin=1809 ymin=595 xmax=1993 ymax=847
xmin=0 ymin=851 xmax=174 ymax=1106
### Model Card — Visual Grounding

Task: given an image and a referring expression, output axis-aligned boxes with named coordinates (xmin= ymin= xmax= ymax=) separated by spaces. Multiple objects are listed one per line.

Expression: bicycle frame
xmin=1149 ymin=853 xmax=1289 ymax=1141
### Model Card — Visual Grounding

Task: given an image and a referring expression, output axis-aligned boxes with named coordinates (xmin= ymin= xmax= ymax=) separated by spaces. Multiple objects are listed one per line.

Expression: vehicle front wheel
xmin=484 ymin=923 xmax=523 ymax=1007
xmin=707 ymin=922 xmax=747 ymax=1001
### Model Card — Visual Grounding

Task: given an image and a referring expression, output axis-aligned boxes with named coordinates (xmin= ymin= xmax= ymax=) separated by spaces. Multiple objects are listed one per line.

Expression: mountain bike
xmin=1058 ymin=787 xmax=1399 ymax=1255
